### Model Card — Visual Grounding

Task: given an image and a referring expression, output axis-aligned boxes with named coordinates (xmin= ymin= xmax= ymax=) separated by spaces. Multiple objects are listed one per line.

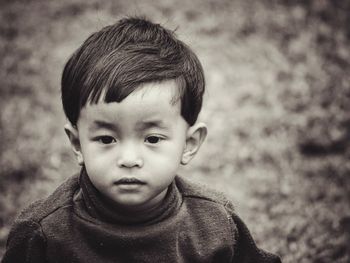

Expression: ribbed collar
xmin=79 ymin=168 xmax=182 ymax=225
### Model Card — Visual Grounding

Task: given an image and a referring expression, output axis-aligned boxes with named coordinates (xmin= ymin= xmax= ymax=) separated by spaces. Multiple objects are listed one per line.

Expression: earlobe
xmin=64 ymin=123 xmax=84 ymax=166
xmin=181 ymin=122 xmax=207 ymax=165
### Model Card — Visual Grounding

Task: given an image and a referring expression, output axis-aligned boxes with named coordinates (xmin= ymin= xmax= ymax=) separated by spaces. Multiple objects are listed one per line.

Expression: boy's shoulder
xmin=15 ymin=174 xmax=80 ymax=224
xmin=175 ymin=175 xmax=235 ymax=212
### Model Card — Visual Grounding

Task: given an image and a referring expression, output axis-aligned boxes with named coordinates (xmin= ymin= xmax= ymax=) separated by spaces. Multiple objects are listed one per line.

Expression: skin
xmin=65 ymin=80 xmax=207 ymax=213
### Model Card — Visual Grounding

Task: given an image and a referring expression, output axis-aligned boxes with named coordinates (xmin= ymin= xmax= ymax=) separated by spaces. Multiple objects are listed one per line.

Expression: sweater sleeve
xmin=230 ymin=211 xmax=282 ymax=263
xmin=2 ymin=219 xmax=47 ymax=263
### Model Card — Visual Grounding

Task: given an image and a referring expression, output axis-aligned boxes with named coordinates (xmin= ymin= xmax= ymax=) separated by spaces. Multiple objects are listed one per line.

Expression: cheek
xmin=81 ymin=144 xmax=111 ymax=173
xmin=147 ymin=143 xmax=184 ymax=170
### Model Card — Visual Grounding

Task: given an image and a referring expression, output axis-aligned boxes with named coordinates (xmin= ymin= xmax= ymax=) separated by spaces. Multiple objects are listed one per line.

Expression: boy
xmin=3 ymin=17 xmax=281 ymax=262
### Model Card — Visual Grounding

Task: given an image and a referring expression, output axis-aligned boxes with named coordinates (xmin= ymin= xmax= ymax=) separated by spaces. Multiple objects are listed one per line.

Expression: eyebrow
xmin=90 ymin=120 xmax=118 ymax=130
xmin=135 ymin=120 xmax=169 ymax=131
xmin=89 ymin=120 xmax=168 ymax=132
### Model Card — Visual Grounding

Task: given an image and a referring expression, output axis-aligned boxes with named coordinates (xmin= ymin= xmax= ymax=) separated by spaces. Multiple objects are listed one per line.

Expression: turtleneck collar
xmin=78 ymin=168 xmax=182 ymax=226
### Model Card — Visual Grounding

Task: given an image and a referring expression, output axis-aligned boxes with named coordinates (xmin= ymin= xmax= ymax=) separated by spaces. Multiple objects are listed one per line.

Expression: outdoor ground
xmin=0 ymin=0 xmax=349 ymax=262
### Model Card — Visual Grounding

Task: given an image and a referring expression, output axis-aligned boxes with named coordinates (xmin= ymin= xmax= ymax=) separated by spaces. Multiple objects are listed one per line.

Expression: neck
xmin=100 ymin=187 xmax=168 ymax=216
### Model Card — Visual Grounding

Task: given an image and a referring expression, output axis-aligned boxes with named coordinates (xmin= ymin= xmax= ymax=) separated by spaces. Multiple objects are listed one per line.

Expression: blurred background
xmin=1 ymin=0 xmax=349 ymax=262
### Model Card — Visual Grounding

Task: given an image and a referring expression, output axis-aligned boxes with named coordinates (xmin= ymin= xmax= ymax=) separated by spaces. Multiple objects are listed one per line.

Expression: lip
xmin=114 ymin=177 xmax=146 ymax=185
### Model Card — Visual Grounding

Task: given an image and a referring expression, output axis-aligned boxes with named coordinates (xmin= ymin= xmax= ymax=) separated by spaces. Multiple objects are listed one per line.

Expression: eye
xmin=145 ymin=135 xmax=162 ymax=144
xmin=97 ymin=136 xmax=116 ymax=144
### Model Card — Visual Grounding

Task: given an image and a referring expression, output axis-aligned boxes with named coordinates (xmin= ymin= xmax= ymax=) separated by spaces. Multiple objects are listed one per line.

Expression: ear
xmin=64 ymin=123 xmax=84 ymax=166
xmin=181 ymin=122 xmax=207 ymax=165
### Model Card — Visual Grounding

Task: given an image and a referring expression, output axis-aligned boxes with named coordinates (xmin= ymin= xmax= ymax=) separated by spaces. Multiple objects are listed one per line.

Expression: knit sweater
xmin=2 ymin=171 xmax=281 ymax=263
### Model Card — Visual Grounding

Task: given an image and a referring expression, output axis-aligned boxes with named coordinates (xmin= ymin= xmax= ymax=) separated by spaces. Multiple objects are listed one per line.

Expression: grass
xmin=0 ymin=0 xmax=349 ymax=261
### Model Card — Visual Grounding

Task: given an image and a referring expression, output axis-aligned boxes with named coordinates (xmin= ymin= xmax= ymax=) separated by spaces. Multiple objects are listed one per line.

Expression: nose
xmin=117 ymin=142 xmax=143 ymax=168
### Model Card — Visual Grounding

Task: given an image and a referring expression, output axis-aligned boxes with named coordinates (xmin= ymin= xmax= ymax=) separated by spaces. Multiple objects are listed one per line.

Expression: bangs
xmin=80 ymin=45 xmax=184 ymax=108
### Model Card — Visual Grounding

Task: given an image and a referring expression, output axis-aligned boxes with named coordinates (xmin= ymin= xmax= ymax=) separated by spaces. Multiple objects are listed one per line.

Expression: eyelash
xmin=95 ymin=135 xmax=165 ymax=145
xmin=144 ymin=135 xmax=164 ymax=144
xmin=96 ymin=136 xmax=116 ymax=144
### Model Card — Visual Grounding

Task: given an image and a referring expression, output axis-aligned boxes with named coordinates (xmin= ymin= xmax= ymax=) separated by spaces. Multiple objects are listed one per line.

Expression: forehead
xmin=79 ymin=80 xmax=182 ymax=126
xmin=127 ymin=80 xmax=181 ymax=107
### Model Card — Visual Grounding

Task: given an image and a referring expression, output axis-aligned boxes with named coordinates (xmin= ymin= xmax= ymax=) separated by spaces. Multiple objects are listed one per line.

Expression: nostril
xmin=117 ymin=158 xmax=143 ymax=168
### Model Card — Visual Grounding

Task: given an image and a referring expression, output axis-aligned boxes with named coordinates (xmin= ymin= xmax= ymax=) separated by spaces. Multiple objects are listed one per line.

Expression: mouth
xmin=114 ymin=177 xmax=146 ymax=185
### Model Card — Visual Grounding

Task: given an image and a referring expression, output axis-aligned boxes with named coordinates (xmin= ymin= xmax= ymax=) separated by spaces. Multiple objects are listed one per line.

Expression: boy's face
xmin=66 ymin=80 xmax=206 ymax=212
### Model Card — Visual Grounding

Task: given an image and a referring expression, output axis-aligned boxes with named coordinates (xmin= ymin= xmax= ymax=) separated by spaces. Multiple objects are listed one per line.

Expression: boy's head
xmin=62 ymin=17 xmax=207 ymax=212
xmin=61 ymin=16 xmax=205 ymax=127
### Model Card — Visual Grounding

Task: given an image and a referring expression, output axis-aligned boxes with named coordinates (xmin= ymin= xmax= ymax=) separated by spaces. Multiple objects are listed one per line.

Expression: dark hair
xmin=61 ymin=17 xmax=205 ymax=126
